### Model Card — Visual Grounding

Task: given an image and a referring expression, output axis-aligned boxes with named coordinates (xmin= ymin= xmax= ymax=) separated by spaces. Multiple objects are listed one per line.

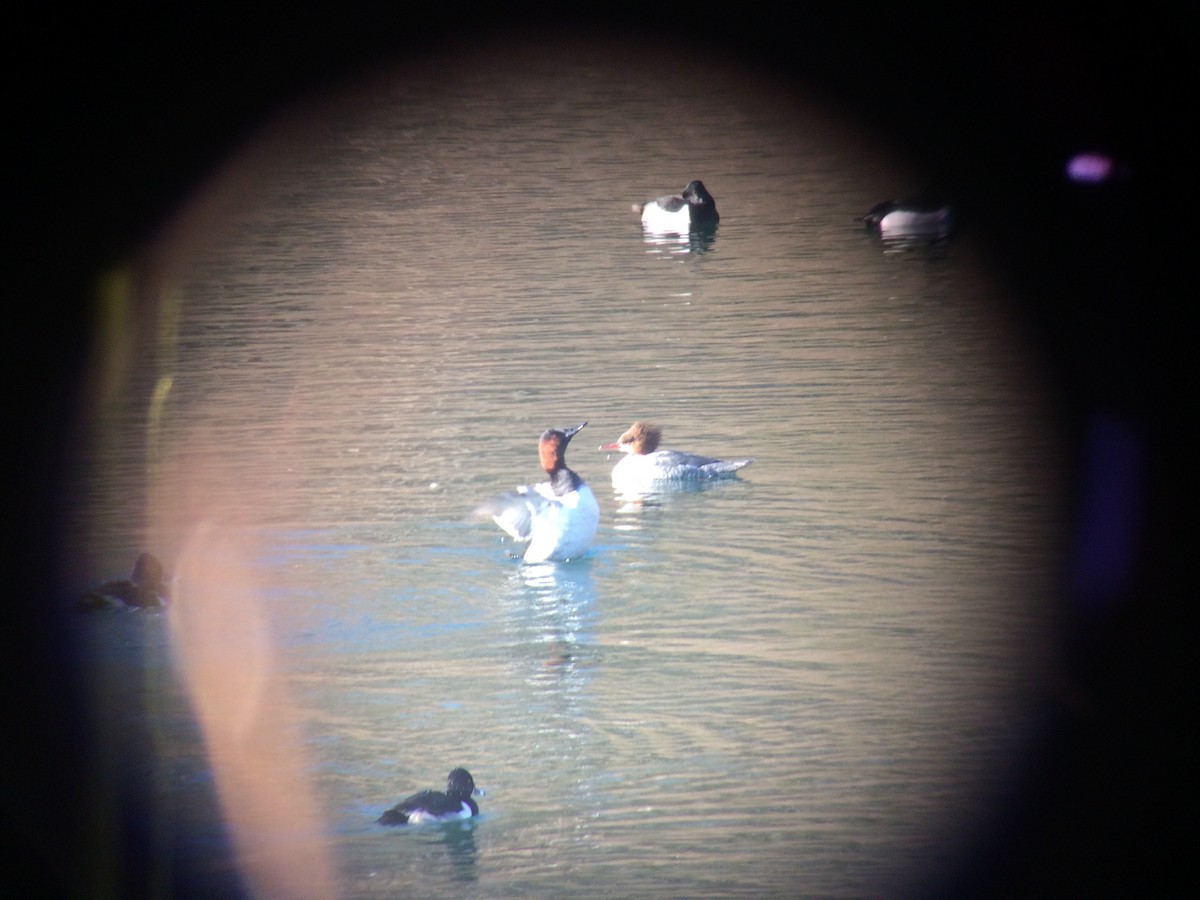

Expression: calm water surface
xmin=66 ymin=37 xmax=1067 ymax=898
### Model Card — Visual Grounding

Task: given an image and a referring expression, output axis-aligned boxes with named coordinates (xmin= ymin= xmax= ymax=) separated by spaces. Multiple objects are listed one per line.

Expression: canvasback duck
xmin=478 ymin=422 xmax=600 ymax=562
xmin=77 ymin=552 xmax=169 ymax=611
xmin=599 ymin=422 xmax=753 ymax=494
xmin=634 ymin=180 xmax=720 ymax=232
xmin=378 ymin=768 xmax=484 ymax=826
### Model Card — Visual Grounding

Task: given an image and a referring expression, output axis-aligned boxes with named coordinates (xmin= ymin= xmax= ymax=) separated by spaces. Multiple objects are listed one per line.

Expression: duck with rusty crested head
xmin=633 ymin=180 xmax=719 ymax=232
xmin=378 ymin=768 xmax=484 ymax=826
xmin=477 ymin=422 xmax=600 ymax=562
xmin=599 ymin=422 xmax=753 ymax=495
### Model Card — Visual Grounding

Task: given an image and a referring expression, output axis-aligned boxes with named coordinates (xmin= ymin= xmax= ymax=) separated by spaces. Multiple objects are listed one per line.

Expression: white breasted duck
xmin=77 ymin=552 xmax=169 ymax=611
xmin=478 ymin=422 xmax=600 ymax=562
xmin=634 ymin=180 xmax=720 ymax=232
xmin=859 ymin=193 xmax=954 ymax=242
xmin=599 ymin=422 xmax=753 ymax=495
xmin=378 ymin=768 xmax=484 ymax=825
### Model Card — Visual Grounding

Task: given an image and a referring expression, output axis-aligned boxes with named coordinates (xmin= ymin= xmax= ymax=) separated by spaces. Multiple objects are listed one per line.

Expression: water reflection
xmin=502 ymin=561 xmax=598 ymax=677
xmin=375 ymin=820 xmax=479 ymax=888
xmin=639 ymin=224 xmax=719 ymax=255
xmin=873 ymin=230 xmax=953 ymax=257
xmin=609 ymin=478 xmax=750 ymax=525
xmin=495 ymin=561 xmax=598 ymax=795
xmin=433 ymin=821 xmax=479 ymax=883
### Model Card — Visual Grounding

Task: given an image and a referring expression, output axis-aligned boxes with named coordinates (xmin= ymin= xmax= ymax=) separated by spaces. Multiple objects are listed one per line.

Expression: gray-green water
xmin=65 ymin=35 xmax=1067 ymax=898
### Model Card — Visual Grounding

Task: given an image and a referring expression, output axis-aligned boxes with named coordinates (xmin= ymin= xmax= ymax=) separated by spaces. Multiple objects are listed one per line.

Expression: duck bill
xmin=560 ymin=422 xmax=587 ymax=440
xmin=598 ymin=441 xmax=621 ymax=450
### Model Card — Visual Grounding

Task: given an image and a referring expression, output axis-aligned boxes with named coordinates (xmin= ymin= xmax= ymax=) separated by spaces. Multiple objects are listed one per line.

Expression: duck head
xmin=600 ymin=421 xmax=662 ymax=456
xmin=538 ymin=422 xmax=587 ymax=473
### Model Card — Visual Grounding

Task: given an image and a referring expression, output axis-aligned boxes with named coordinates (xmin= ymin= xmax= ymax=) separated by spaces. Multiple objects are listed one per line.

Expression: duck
xmin=77 ymin=552 xmax=169 ymax=611
xmin=377 ymin=768 xmax=484 ymax=826
xmin=599 ymin=422 xmax=753 ymax=495
xmin=859 ymin=193 xmax=954 ymax=242
xmin=477 ymin=422 xmax=600 ymax=562
xmin=634 ymin=180 xmax=720 ymax=232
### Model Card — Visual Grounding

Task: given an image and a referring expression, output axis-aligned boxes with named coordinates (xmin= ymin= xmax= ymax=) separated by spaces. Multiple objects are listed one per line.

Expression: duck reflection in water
xmin=639 ymin=227 xmax=718 ymax=255
xmin=440 ymin=821 xmax=479 ymax=882
xmin=378 ymin=786 xmax=480 ymax=884
xmin=511 ymin=560 xmax=598 ymax=674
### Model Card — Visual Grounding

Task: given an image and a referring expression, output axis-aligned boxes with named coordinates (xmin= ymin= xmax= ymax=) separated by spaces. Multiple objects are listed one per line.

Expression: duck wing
xmin=378 ymin=789 xmax=442 ymax=825
xmin=697 ymin=457 xmax=753 ymax=476
xmin=381 ymin=786 xmax=476 ymax=823
xmin=476 ymin=485 xmax=557 ymax=542
xmin=651 ymin=450 xmax=754 ymax=477
xmin=652 ymin=193 xmax=687 ymax=212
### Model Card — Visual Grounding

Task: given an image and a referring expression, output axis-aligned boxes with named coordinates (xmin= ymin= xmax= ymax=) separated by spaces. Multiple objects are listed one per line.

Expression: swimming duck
xmin=859 ymin=194 xmax=953 ymax=242
xmin=77 ymin=552 xmax=169 ymax=611
xmin=634 ymin=180 xmax=720 ymax=232
xmin=599 ymin=422 xmax=752 ymax=495
xmin=378 ymin=768 xmax=484 ymax=825
xmin=478 ymin=422 xmax=600 ymax=562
